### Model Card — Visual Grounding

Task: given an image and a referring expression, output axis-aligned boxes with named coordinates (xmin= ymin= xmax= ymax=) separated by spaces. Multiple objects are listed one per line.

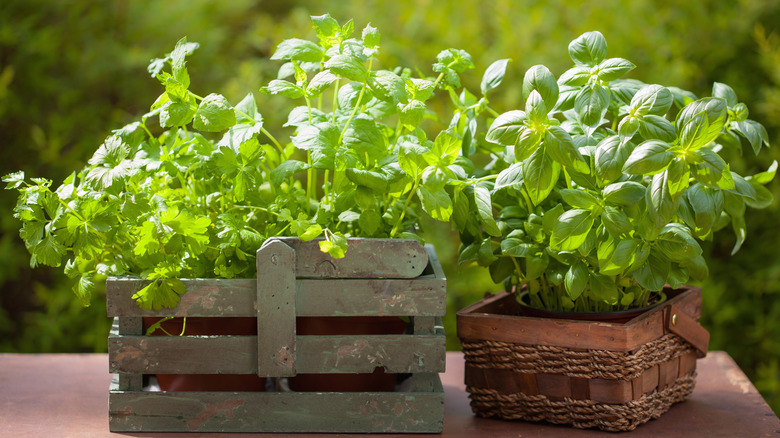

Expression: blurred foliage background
xmin=1 ymin=0 xmax=779 ymax=413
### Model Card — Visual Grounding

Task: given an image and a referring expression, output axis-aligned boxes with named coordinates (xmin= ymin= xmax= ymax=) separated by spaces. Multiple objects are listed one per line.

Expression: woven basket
xmin=457 ymin=286 xmax=710 ymax=432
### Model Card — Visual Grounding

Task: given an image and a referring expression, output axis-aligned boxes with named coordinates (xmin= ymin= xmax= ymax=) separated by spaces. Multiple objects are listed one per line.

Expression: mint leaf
xmin=271 ymin=38 xmax=324 ymax=63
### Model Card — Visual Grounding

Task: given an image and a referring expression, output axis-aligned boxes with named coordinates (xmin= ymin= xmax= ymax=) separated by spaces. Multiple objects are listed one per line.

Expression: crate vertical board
xmin=108 ymin=238 xmax=446 ymax=433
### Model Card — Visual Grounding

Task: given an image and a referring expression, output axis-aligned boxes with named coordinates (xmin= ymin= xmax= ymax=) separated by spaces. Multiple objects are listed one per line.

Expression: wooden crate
xmin=457 ymin=286 xmax=710 ymax=432
xmin=107 ymin=238 xmax=446 ymax=433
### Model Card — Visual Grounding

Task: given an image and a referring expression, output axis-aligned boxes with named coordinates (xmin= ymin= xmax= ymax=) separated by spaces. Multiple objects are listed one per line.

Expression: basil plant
xmin=457 ymin=31 xmax=777 ymax=313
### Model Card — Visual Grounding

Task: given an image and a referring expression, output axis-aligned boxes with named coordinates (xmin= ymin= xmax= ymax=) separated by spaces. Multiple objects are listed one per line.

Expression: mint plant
xmin=456 ymin=31 xmax=777 ymax=313
xmin=4 ymin=14 xmax=505 ymax=312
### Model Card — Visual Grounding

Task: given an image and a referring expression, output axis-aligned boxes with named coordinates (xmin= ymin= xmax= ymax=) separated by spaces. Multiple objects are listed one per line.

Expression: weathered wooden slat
xmin=109 ymin=334 xmax=445 ymax=375
xmin=269 ymin=237 xmax=429 ymax=279
xmin=112 ymin=317 xmax=143 ymax=391
xmin=107 ymin=277 xmax=445 ymax=318
xmin=256 ymin=240 xmax=297 ymax=377
xmin=108 ymin=384 xmax=444 ymax=433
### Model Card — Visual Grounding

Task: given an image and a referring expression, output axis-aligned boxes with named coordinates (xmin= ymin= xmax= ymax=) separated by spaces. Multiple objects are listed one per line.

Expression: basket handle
xmin=666 ymin=303 xmax=710 ymax=358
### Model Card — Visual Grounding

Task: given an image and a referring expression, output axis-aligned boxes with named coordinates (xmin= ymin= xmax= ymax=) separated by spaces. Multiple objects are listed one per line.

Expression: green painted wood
xmin=109 ymin=334 xmax=445 ymax=375
xmin=256 ymin=240 xmax=297 ymax=377
xmin=106 ymin=277 xmax=445 ymax=318
xmin=272 ymin=237 xmax=429 ymax=278
xmin=108 ymin=381 xmax=444 ymax=433
xmin=411 ymin=372 xmax=444 ymax=392
xmin=112 ymin=317 xmax=143 ymax=391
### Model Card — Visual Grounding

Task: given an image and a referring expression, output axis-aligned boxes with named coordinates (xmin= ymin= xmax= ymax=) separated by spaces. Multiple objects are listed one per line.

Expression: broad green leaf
xmin=596 ymin=58 xmax=635 ymax=81
xmin=515 ymin=128 xmax=542 ymax=161
xmin=263 ymin=79 xmax=305 ymax=99
xmin=598 ymin=237 xmax=638 ymax=275
xmin=435 ymin=48 xmax=474 ymax=73
xmin=132 ymin=278 xmax=186 ymax=311
xmin=342 ymin=118 xmax=388 ymax=163
xmin=594 ymin=136 xmax=633 ymax=186
xmin=550 ymin=209 xmax=594 ymax=251
xmin=325 ymin=54 xmax=368 ymax=82
xmin=638 ymin=115 xmax=676 ymax=142
xmin=732 ymin=120 xmax=770 ymax=155
xmin=558 ymin=66 xmax=590 ymax=87
xmin=632 ymin=248 xmax=670 ymax=291
xmin=668 ymin=264 xmax=690 ymax=289
xmin=427 ymin=129 xmax=462 ymax=167
xmin=311 ymin=14 xmax=340 ymax=41
xmin=159 ymin=99 xmax=196 ymax=128
xmin=417 ymin=185 xmax=452 ymax=221
xmin=474 ymin=186 xmax=501 ymax=236
xmin=686 ymin=183 xmax=722 ymax=234
xmin=559 ymin=189 xmax=601 ymax=210
xmin=601 ymin=206 xmax=633 ymax=237
xmin=299 ymin=223 xmax=324 ymax=241
xmin=544 ymin=126 xmax=590 ymax=174
xmin=680 ymin=254 xmax=709 ymax=281
xmin=271 ymin=38 xmax=324 ymax=62
xmin=481 ymin=58 xmax=511 ymax=94
xmin=525 ymin=90 xmax=548 ymax=124
xmin=501 ymin=239 xmax=539 ymax=258
xmin=358 ymin=209 xmax=381 ymax=236
xmin=477 ymin=239 xmax=498 ymax=266
xmin=345 ymin=168 xmax=388 ymax=192
xmin=676 ymin=97 xmax=727 ymax=150
xmin=589 ymin=272 xmax=619 ymax=305
xmin=542 ymin=203 xmax=565 ymax=234
xmin=723 ymin=191 xmax=746 ymax=218
xmin=646 ymin=170 xmax=679 ymax=228
xmin=712 ymin=82 xmax=738 ymax=107
xmin=399 ymin=100 xmax=426 ymax=130
xmin=630 ymin=84 xmax=673 ymax=116
xmin=306 ymin=70 xmax=339 ymax=98
xmin=565 ymin=261 xmax=588 ymax=300
xmin=523 ymin=147 xmax=560 ymax=205
xmin=494 ymin=162 xmax=524 ymax=190
xmin=568 ymin=31 xmax=607 ymax=67
xmin=749 ymin=160 xmax=778 ymax=185
xmin=170 ymin=37 xmax=195 ymax=88
xmin=270 ymin=160 xmax=309 ymax=186
xmin=368 ymin=70 xmax=407 ymax=104
xmin=575 ymin=84 xmax=610 ymax=126
xmin=656 ymin=223 xmax=702 ymax=262
xmin=489 ymin=257 xmax=515 ymax=284
xmin=623 ymin=140 xmax=674 ymax=175
xmin=193 ymin=94 xmax=236 ymax=132
xmin=743 ymin=181 xmax=774 ymax=209
xmin=362 ymin=23 xmax=380 ymax=48
xmin=486 ymin=110 xmax=526 ymax=146
xmin=522 ymin=65 xmax=559 ymax=110
xmin=398 ymin=141 xmax=428 ymax=179
xmin=292 ymin=122 xmax=339 ymax=169
xmin=690 ymin=147 xmax=735 ymax=189
xmin=666 ymin=158 xmax=690 ymax=198
xmin=525 ymin=251 xmax=549 ymax=280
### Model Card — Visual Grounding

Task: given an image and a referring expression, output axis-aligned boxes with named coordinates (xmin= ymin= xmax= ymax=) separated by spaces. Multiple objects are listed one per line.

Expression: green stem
xmin=338 ymin=58 xmax=373 ymax=144
xmin=390 ymin=178 xmax=420 ymax=237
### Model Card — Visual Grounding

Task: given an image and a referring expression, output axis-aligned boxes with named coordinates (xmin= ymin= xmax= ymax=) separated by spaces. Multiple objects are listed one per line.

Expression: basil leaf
xmin=417 ymin=185 xmax=452 ymax=221
xmin=522 ymin=65 xmax=559 ymax=110
xmin=646 ymin=170 xmax=679 ymax=228
xmin=486 ymin=110 xmax=527 ymax=146
xmin=596 ymin=57 xmax=636 ymax=82
xmin=690 ymin=147 xmax=735 ymax=189
xmin=544 ymin=126 xmax=590 ymax=174
xmin=630 ymin=84 xmax=673 ymax=116
xmin=481 ymin=58 xmax=510 ymax=95
xmin=494 ymin=162 xmax=524 ymax=190
xmin=568 ymin=31 xmax=607 ymax=67
xmin=632 ymin=248 xmax=670 ymax=291
xmin=589 ymin=271 xmax=618 ymax=305
xmin=638 ymin=115 xmax=676 ymax=142
xmin=623 ymin=140 xmax=673 ymax=175
xmin=271 ymin=38 xmax=324 ymax=63
xmin=602 ymin=181 xmax=646 ymax=205
xmin=594 ymin=136 xmax=633 ymax=186
xmin=575 ymin=84 xmax=610 ymax=126
xmin=560 ymin=188 xmax=601 ymax=210
xmin=474 ymin=186 xmax=501 ymax=237
xmin=550 ymin=209 xmax=594 ymax=251
xmin=523 ymin=147 xmax=560 ymax=205
xmin=564 ymin=261 xmax=588 ymax=300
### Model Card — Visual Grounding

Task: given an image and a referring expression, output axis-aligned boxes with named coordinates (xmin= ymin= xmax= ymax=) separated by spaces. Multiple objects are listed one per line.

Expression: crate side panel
xmin=272 ymin=237 xmax=429 ymax=279
xmin=296 ymin=334 xmax=446 ymax=374
xmin=297 ymin=278 xmax=446 ymax=317
xmin=109 ymin=389 xmax=444 ymax=433
xmin=107 ymin=278 xmax=255 ymax=317
xmin=109 ymin=334 xmax=445 ymax=375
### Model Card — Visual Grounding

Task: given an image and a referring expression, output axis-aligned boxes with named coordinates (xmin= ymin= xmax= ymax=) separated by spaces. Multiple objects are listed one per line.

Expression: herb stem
xmin=390 ymin=178 xmax=420 ymax=237
xmin=338 ymin=58 xmax=373 ymax=144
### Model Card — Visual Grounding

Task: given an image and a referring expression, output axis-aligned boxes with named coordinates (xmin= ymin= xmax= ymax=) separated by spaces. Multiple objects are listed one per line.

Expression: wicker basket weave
xmin=457 ymin=286 xmax=709 ymax=432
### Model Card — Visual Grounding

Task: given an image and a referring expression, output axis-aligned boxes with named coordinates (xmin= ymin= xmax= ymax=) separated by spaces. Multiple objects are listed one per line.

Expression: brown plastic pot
xmin=144 ymin=316 xmax=266 ymax=392
xmin=286 ymin=316 xmax=408 ymax=392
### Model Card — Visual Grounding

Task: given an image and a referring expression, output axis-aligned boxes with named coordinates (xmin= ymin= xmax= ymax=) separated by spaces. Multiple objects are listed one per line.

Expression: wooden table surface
xmin=1 ymin=352 xmax=778 ymax=437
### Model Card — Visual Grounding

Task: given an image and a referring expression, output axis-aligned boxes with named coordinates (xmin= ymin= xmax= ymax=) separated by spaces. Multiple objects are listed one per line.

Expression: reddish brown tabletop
xmin=0 ymin=352 xmax=778 ymax=437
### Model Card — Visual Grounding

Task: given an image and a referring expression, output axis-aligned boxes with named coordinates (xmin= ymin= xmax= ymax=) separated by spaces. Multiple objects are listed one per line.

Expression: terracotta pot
xmin=144 ymin=317 xmax=266 ymax=392
xmin=287 ymin=316 xmax=408 ymax=392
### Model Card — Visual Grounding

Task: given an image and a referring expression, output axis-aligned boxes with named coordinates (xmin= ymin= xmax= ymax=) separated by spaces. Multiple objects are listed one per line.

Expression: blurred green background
xmin=1 ymin=0 xmax=779 ymax=413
